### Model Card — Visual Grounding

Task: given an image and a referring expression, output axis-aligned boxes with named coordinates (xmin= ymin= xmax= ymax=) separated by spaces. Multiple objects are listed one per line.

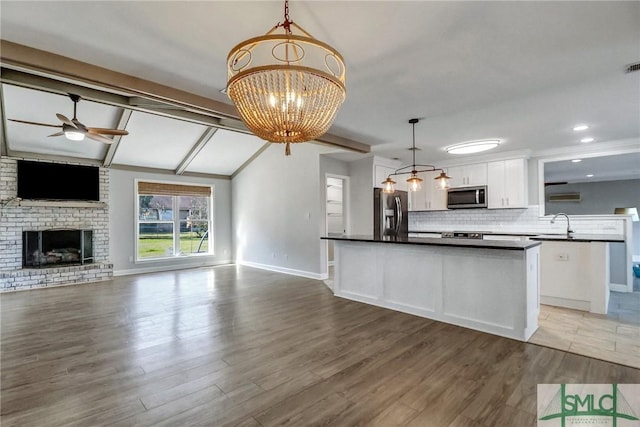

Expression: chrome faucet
xmin=551 ymin=213 xmax=574 ymax=238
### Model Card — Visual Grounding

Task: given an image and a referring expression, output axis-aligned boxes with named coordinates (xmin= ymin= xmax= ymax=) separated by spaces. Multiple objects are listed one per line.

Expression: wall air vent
xmin=548 ymin=193 xmax=581 ymax=202
xmin=625 ymin=62 xmax=640 ymax=73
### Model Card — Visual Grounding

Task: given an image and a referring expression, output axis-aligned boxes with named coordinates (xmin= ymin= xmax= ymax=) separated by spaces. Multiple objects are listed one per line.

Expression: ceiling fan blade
xmin=86 ymin=133 xmax=114 ymax=144
xmin=8 ymin=119 xmax=62 ymax=128
xmin=48 ymin=132 xmax=65 ymax=137
xmin=56 ymin=113 xmax=77 ymax=128
xmin=88 ymin=128 xmax=129 ymax=136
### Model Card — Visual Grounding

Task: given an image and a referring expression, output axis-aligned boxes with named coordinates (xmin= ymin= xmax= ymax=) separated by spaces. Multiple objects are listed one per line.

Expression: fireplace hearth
xmin=23 ymin=229 xmax=93 ymax=268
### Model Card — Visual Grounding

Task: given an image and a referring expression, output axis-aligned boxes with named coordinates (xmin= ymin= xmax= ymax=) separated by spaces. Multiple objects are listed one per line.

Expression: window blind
xmin=138 ymin=182 xmax=212 ymax=197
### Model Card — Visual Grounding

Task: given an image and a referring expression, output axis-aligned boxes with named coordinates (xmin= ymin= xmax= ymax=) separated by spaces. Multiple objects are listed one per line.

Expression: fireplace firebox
xmin=23 ymin=229 xmax=93 ymax=268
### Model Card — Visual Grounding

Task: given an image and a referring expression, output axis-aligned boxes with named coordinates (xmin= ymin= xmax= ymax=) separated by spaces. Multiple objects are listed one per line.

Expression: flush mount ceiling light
xmin=580 ymin=137 xmax=595 ymax=143
xmin=445 ymin=140 xmax=500 ymax=155
xmin=381 ymin=119 xmax=451 ymax=194
xmin=571 ymin=159 xmax=582 ymax=163
xmin=226 ymin=0 xmax=346 ymax=156
xmin=573 ymin=124 xmax=589 ymax=131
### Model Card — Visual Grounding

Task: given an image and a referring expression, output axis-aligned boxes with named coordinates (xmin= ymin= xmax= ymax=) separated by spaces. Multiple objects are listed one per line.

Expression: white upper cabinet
xmin=408 ymin=172 xmax=428 ymax=211
xmin=487 ymin=158 xmax=528 ymax=209
xmin=446 ymin=163 xmax=487 ymax=187
xmin=409 ymin=170 xmax=447 ymax=211
xmin=425 ymin=170 xmax=448 ymax=211
xmin=374 ymin=163 xmax=407 ymax=191
xmin=374 ymin=164 xmax=394 ymax=188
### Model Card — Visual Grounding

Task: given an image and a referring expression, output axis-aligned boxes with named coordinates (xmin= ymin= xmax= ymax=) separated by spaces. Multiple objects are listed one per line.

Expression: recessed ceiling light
xmin=581 ymin=137 xmax=594 ymax=143
xmin=573 ymin=124 xmax=589 ymax=131
xmin=446 ymin=140 xmax=500 ymax=155
xmin=571 ymin=159 xmax=582 ymax=163
xmin=586 ymin=174 xmax=594 ymax=178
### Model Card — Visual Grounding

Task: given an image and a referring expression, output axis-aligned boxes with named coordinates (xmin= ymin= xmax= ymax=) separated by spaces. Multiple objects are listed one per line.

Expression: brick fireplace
xmin=0 ymin=157 xmax=113 ymax=291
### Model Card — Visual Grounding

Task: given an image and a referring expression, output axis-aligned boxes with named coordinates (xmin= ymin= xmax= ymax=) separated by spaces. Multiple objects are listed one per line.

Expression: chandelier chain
xmin=276 ymin=0 xmax=293 ymax=33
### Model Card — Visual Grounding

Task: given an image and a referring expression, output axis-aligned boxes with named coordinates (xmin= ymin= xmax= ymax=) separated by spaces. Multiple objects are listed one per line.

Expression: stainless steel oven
xmin=447 ymin=185 xmax=487 ymax=209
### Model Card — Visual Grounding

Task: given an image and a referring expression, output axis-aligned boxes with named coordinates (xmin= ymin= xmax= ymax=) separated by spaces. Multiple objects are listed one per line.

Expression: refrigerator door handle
xmin=395 ymin=196 xmax=402 ymax=235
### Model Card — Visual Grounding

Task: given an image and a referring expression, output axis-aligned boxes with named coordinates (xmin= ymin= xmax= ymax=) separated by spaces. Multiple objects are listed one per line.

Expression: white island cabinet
xmin=323 ymin=236 xmax=541 ymax=342
xmin=532 ymin=234 xmax=625 ymax=314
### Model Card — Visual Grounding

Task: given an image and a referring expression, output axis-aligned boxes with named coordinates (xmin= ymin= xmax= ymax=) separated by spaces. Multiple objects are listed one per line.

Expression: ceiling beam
xmin=1 ymin=69 xmax=225 ymax=128
xmin=0 ymin=40 xmax=238 ymax=120
xmin=109 ymin=163 xmax=230 ymax=180
xmin=1 ymin=40 xmax=370 ymax=154
xmin=102 ymin=108 xmax=133 ymax=167
xmin=231 ymin=142 xmax=272 ymax=179
xmin=175 ymin=127 xmax=218 ymax=175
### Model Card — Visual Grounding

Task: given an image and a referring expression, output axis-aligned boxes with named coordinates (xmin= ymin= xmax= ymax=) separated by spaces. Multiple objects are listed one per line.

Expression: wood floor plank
xmin=2 ymin=265 xmax=639 ymax=427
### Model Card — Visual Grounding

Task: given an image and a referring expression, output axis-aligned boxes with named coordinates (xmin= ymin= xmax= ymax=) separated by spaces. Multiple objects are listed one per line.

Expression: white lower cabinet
xmin=409 ymin=233 xmax=442 ymax=238
xmin=487 ymin=158 xmax=527 ymax=209
xmin=483 ymin=235 xmax=526 ymax=242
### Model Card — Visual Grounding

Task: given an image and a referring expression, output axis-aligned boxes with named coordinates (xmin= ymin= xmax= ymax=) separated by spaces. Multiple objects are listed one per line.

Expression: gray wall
xmin=545 ymin=179 xmax=639 ymax=254
xmin=546 ymin=178 xmax=639 ymax=284
xmin=232 ymin=143 xmax=333 ymax=277
xmin=348 ymin=157 xmax=375 ymax=236
xmin=109 ymin=168 xmax=232 ymax=275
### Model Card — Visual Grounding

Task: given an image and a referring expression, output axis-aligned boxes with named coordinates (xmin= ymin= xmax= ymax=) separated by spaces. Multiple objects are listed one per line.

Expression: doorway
xmin=325 ymin=175 xmax=349 ymax=284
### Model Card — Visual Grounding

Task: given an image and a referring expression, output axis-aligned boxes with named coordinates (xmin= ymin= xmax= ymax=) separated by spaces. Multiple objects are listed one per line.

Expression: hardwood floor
xmin=2 ymin=265 xmax=639 ymax=426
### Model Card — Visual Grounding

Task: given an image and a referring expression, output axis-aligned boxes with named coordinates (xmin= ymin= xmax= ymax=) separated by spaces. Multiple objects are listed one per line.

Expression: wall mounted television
xmin=17 ymin=160 xmax=100 ymax=201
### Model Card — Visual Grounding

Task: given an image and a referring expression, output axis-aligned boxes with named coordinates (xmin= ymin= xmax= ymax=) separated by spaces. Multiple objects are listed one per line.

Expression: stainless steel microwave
xmin=447 ymin=186 xmax=487 ymax=209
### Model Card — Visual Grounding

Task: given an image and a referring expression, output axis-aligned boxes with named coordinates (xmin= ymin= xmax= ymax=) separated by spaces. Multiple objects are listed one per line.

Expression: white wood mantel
xmin=327 ymin=237 xmax=541 ymax=342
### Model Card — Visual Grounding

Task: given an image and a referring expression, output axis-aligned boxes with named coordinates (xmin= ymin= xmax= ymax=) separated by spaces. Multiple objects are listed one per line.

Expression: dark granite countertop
xmin=322 ymin=235 xmax=541 ymax=250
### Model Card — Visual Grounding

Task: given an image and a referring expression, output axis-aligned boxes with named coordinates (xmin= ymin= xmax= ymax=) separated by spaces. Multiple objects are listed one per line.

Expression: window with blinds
xmin=136 ymin=181 xmax=213 ymax=261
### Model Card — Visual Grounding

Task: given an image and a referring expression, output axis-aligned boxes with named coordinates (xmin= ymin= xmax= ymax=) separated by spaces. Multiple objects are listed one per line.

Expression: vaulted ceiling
xmin=1 ymin=1 xmax=639 ymax=180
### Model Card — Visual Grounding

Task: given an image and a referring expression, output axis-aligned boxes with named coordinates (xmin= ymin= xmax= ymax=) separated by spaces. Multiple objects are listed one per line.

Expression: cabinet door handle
xmin=501 ymin=198 xmax=504 ymax=206
xmin=506 ymin=197 xmax=509 ymax=206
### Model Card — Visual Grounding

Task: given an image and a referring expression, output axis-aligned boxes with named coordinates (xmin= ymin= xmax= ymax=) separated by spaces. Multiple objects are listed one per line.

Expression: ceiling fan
xmin=8 ymin=94 xmax=129 ymax=144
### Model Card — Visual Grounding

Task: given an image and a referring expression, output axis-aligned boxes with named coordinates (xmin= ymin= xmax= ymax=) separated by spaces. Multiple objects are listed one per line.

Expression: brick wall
xmin=0 ymin=156 xmax=113 ymax=291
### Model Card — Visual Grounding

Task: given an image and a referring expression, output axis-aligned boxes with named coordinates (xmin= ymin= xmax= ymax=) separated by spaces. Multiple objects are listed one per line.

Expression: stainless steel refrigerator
xmin=373 ymin=188 xmax=408 ymax=239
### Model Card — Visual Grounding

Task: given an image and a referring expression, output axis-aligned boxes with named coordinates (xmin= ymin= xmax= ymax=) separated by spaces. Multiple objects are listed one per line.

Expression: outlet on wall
xmin=556 ymin=253 xmax=569 ymax=261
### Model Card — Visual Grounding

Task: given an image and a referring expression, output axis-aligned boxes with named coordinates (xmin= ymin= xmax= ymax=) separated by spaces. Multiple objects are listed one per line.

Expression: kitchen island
xmin=531 ymin=234 xmax=625 ymax=314
xmin=322 ymin=235 xmax=542 ymax=341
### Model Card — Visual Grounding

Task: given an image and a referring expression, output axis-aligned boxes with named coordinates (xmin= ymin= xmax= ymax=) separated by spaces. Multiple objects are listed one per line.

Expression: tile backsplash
xmin=409 ymin=206 xmax=625 ymax=235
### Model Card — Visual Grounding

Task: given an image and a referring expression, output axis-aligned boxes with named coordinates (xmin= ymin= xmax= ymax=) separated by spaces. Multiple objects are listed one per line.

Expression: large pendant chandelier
xmin=226 ymin=0 xmax=346 ymax=156
xmin=381 ymin=119 xmax=452 ymax=194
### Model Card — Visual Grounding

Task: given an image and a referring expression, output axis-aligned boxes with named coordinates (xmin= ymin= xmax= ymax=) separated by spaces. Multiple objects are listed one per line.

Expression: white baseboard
xmin=238 ymin=260 xmax=328 ymax=280
xmin=113 ymin=260 xmax=233 ymax=277
xmin=609 ymin=283 xmax=630 ymax=293
xmin=540 ymin=295 xmax=590 ymax=312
